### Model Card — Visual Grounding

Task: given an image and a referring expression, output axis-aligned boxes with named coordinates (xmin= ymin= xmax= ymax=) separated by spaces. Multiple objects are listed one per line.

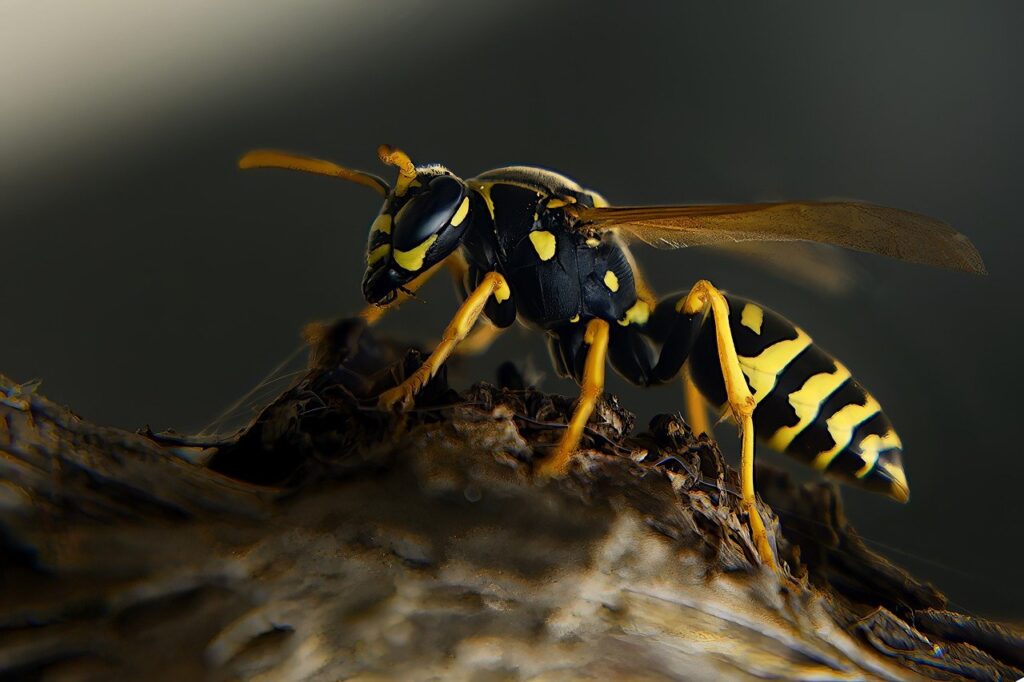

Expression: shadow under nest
xmin=1 ymin=318 xmax=1022 ymax=681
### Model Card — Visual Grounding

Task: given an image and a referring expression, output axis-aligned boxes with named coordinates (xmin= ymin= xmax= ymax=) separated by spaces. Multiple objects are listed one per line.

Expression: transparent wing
xmin=711 ymin=241 xmax=862 ymax=295
xmin=575 ymin=202 xmax=986 ymax=274
xmin=196 ymin=343 xmax=309 ymax=440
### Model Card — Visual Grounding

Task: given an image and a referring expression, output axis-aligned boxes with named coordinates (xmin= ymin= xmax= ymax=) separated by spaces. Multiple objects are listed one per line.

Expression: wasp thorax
xmin=361 ymin=163 xmax=472 ymax=305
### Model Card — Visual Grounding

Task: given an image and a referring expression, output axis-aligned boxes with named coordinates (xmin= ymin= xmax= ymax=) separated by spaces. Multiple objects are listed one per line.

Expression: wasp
xmin=239 ymin=145 xmax=985 ymax=570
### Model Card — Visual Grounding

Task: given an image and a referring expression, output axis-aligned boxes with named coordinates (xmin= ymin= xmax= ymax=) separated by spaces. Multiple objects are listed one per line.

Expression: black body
xmin=362 ymin=163 xmax=908 ymax=501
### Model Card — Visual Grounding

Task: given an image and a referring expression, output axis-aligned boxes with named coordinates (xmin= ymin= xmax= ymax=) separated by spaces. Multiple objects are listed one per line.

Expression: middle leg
xmin=536 ymin=318 xmax=610 ymax=478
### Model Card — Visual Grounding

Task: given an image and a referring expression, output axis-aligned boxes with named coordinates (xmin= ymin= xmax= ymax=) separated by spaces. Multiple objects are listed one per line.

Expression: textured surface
xmin=0 ymin=320 xmax=1021 ymax=681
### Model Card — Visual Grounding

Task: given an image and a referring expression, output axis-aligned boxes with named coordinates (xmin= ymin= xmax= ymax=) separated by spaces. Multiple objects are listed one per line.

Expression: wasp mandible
xmin=239 ymin=145 xmax=985 ymax=571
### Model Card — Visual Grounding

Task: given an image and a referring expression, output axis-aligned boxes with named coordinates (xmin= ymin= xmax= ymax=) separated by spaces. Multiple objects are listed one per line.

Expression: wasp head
xmin=238 ymin=145 xmax=474 ymax=307
xmin=361 ymin=145 xmax=472 ymax=305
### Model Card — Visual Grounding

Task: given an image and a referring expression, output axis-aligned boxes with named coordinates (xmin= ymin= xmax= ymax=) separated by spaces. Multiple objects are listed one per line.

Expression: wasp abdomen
xmin=688 ymin=294 xmax=909 ymax=502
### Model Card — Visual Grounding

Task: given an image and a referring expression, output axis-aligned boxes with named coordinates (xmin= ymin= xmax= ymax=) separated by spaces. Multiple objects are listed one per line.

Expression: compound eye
xmin=392 ymin=175 xmax=465 ymax=251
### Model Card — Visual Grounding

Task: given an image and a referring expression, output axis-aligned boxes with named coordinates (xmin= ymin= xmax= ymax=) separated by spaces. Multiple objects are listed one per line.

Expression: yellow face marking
xmin=450 ymin=197 xmax=470 ymax=227
xmin=740 ymin=303 xmax=763 ymax=335
xmin=529 ymin=230 xmax=557 ymax=261
xmin=393 ymin=235 xmax=437 ymax=271
xmin=370 ymin=213 xmax=392 ymax=234
xmin=810 ymin=395 xmax=882 ymax=471
xmin=569 ymin=314 xmax=580 ymax=323
xmin=617 ymin=300 xmax=650 ymax=326
xmin=766 ymin=362 xmax=851 ymax=451
xmin=493 ymin=277 xmax=511 ymax=303
xmin=853 ymin=431 xmax=902 ymax=478
xmin=603 ymin=270 xmax=620 ymax=292
xmin=367 ymin=243 xmax=391 ymax=265
xmin=737 ymin=329 xmax=812 ymax=404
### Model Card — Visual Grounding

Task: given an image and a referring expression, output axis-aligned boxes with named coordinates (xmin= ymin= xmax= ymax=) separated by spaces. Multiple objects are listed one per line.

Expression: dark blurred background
xmin=2 ymin=1 xmax=1021 ymax=617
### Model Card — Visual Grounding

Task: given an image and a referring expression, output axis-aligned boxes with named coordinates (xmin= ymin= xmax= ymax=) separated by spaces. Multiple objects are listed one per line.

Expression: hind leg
xmin=647 ymin=281 xmax=777 ymax=571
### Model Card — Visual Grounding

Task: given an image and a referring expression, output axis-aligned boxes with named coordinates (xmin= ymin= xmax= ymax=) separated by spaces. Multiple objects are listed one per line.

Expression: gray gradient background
xmin=2 ymin=1 xmax=1021 ymax=617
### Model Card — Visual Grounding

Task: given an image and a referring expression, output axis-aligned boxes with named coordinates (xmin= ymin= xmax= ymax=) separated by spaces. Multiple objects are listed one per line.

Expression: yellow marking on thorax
xmin=470 ymin=181 xmax=497 ymax=219
xmin=546 ymin=196 xmax=576 ymax=209
xmin=393 ymin=235 xmax=437 ymax=271
xmin=603 ymin=270 xmax=619 ymax=292
xmin=810 ymin=395 xmax=882 ymax=471
xmin=371 ymin=213 xmax=391 ymax=234
xmin=450 ymin=197 xmax=470 ymax=227
xmin=766 ymin=361 xmax=851 ymax=451
xmin=587 ymin=190 xmax=610 ymax=208
xmin=367 ymin=243 xmax=391 ymax=265
xmin=529 ymin=230 xmax=557 ymax=261
xmin=585 ymin=237 xmax=601 ymax=247
xmin=737 ymin=329 xmax=812 ymax=404
xmin=617 ymin=300 xmax=650 ymax=326
xmin=569 ymin=314 xmax=580 ymax=323
xmin=615 ymin=238 xmax=656 ymax=308
xmin=740 ymin=303 xmax=763 ymax=334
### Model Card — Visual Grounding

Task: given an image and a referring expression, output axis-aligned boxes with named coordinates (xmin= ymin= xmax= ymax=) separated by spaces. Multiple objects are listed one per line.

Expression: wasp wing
xmin=711 ymin=241 xmax=862 ymax=295
xmin=575 ymin=202 xmax=986 ymax=274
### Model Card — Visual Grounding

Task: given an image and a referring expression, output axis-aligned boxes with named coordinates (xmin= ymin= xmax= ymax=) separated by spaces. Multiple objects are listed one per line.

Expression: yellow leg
xmin=536 ymin=319 xmax=610 ymax=478
xmin=359 ymin=253 xmax=472 ymax=326
xmin=456 ymin=322 xmax=505 ymax=356
xmin=682 ymin=364 xmax=711 ymax=436
xmin=378 ymin=272 xmax=510 ymax=411
xmin=359 ymin=261 xmax=446 ymax=326
xmin=444 ymin=253 xmax=507 ymax=356
xmin=679 ymin=280 xmax=777 ymax=571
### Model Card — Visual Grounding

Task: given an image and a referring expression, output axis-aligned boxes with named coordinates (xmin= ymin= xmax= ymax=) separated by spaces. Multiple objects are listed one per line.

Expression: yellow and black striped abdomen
xmin=688 ymin=294 xmax=909 ymax=502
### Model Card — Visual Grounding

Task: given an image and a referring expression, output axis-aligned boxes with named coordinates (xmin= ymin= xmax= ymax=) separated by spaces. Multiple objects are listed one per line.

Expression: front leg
xmin=377 ymin=271 xmax=510 ymax=411
xmin=360 ymin=255 xmax=467 ymax=326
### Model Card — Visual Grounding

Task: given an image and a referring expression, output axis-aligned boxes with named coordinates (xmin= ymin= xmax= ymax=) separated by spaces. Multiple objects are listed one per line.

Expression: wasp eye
xmin=392 ymin=175 xmax=465 ymax=250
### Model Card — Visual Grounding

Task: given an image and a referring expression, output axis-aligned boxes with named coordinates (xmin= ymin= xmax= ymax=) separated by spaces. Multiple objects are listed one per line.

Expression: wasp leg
xmin=359 ymin=262 xmax=443 ymax=326
xmin=678 ymin=280 xmax=777 ymax=571
xmin=441 ymin=252 xmax=506 ymax=356
xmin=456 ymin=322 xmax=505 ymax=356
xmin=360 ymin=254 xmax=471 ymax=326
xmin=378 ymin=272 xmax=510 ymax=411
xmin=682 ymin=364 xmax=711 ymax=436
xmin=536 ymin=319 xmax=610 ymax=478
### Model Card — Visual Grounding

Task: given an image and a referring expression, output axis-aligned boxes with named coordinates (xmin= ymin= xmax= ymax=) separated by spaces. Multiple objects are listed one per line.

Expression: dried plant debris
xmin=0 ymin=319 xmax=1021 ymax=681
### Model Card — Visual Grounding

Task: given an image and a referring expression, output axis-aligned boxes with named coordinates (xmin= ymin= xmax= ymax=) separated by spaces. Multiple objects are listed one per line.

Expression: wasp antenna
xmin=377 ymin=144 xmax=416 ymax=177
xmin=238 ymin=149 xmax=389 ymax=196
xmin=377 ymin=144 xmax=418 ymax=195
